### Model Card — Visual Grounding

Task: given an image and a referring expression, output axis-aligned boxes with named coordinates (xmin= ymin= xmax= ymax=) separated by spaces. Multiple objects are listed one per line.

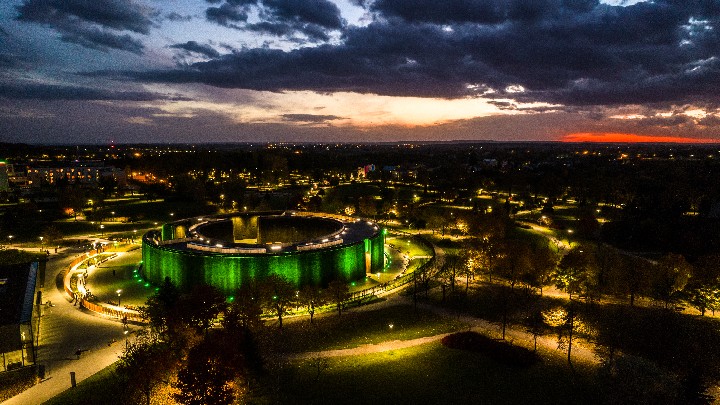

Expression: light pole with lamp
xmin=100 ymin=224 xmax=104 ymax=237
xmin=116 ymin=289 xmax=122 ymax=307
xmin=39 ymin=236 xmax=44 ymax=252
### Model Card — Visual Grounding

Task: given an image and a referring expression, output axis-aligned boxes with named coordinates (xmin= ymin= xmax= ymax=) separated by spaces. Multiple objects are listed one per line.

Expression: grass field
xmin=275 ymin=341 xmax=598 ymax=405
xmin=43 ymin=364 xmax=122 ymax=405
xmin=265 ymin=303 xmax=467 ymax=353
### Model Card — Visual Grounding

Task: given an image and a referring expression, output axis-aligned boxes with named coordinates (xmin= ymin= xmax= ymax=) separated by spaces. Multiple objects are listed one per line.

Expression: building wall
xmin=142 ymin=231 xmax=384 ymax=295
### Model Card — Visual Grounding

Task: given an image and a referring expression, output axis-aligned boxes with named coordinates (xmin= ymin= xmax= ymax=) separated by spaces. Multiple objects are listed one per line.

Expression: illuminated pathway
xmin=2 ymin=249 xmax=139 ymax=405
xmin=287 ymin=295 xmax=598 ymax=366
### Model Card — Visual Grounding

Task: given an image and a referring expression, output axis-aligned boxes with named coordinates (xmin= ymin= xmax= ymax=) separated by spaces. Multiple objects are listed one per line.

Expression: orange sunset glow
xmin=561 ymin=132 xmax=719 ymax=144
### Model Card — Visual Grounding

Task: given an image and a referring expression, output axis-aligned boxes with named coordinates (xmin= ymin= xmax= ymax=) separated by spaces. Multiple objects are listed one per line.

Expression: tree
xmin=526 ymin=305 xmax=545 ymax=353
xmin=299 ymin=284 xmax=326 ymax=324
xmin=460 ymin=247 xmax=481 ymax=293
xmin=543 ymin=303 xmax=579 ymax=365
xmin=116 ymin=331 xmax=176 ymax=405
xmin=496 ymin=239 xmax=531 ymax=290
xmin=179 ymin=284 xmax=227 ymax=334
xmin=437 ymin=253 xmax=461 ymax=298
xmin=686 ymin=254 xmax=720 ymax=315
xmin=141 ymin=276 xmax=181 ymax=336
xmin=174 ymin=340 xmax=238 ymax=405
xmin=686 ymin=284 xmax=720 ymax=316
xmin=555 ymin=246 xmax=597 ymax=301
xmin=651 ymin=253 xmax=692 ymax=309
xmin=608 ymin=254 xmax=648 ymax=306
xmin=358 ymin=196 xmax=378 ymax=219
xmin=326 ymin=279 xmax=349 ymax=316
xmin=41 ymin=225 xmax=62 ymax=246
xmin=225 ymin=281 xmax=264 ymax=330
xmin=262 ymin=274 xmax=296 ymax=329
xmin=524 ymin=241 xmax=558 ymax=295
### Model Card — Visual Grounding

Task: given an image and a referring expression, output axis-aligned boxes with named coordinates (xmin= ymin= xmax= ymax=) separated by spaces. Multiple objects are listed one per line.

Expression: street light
xmin=116 ymin=289 xmax=122 ymax=306
xmin=100 ymin=224 xmax=105 ymax=237
xmin=39 ymin=236 xmax=44 ymax=252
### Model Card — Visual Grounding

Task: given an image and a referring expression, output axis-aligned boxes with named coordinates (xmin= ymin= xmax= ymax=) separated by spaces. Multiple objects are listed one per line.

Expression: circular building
xmin=141 ymin=211 xmax=385 ymax=294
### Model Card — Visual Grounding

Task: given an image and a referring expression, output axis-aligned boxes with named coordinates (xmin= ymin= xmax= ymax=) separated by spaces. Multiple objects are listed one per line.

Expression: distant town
xmin=1 ymin=141 xmax=720 ymax=404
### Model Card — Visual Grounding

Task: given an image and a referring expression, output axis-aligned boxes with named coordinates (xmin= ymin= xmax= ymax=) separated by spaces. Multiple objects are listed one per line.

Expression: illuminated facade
xmin=142 ymin=212 xmax=384 ymax=294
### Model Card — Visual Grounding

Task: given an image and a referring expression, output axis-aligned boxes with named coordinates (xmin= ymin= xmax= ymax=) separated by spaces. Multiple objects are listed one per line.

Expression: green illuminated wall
xmin=142 ymin=231 xmax=385 ymax=294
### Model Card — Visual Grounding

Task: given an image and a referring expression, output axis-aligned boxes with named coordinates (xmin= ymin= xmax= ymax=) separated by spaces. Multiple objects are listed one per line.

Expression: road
xmin=2 ymin=249 xmax=140 ymax=405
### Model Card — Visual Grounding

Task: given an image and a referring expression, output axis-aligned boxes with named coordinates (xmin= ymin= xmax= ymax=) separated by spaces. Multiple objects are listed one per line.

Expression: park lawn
xmin=387 ymin=236 xmax=433 ymax=258
xmin=276 ymin=341 xmax=599 ymax=405
xmin=268 ymin=303 xmax=467 ymax=353
xmin=43 ymin=363 xmax=123 ymax=405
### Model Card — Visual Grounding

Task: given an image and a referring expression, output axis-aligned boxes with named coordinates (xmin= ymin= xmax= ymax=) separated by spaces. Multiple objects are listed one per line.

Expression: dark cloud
xmin=165 ymin=12 xmax=193 ymax=22
xmin=170 ymin=41 xmax=220 ymax=58
xmin=0 ymin=82 xmax=187 ymax=101
xmin=635 ymin=114 xmax=692 ymax=128
xmin=204 ymin=0 xmax=342 ymax=41
xmin=61 ymin=25 xmax=145 ymax=54
xmin=263 ymin=0 xmax=343 ymax=30
xmin=98 ymin=1 xmax=720 ymax=109
xmin=17 ymin=0 xmax=153 ymax=33
xmin=205 ymin=3 xmax=248 ymax=27
xmin=698 ymin=115 xmax=720 ymax=127
xmin=16 ymin=0 xmax=153 ymax=53
xmin=281 ymin=113 xmax=344 ymax=122
xmin=371 ymin=0 xmax=505 ymax=24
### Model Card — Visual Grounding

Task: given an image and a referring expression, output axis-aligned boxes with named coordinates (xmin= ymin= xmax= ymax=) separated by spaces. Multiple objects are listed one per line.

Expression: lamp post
xmin=132 ymin=229 xmax=137 ymax=243
xmin=39 ymin=236 xmax=44 ymax=252
xmin=116 ymin=289 xmax=122 ymax=307
xmin=7 ymin=235 xmax=13 ymax=246
xmin=100 ymin=224 xmax=104 ymax=237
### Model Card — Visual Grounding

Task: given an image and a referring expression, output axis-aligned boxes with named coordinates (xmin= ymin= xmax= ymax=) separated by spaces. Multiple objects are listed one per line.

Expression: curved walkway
xmin=287 ymin=295 xmax=598 ymax=367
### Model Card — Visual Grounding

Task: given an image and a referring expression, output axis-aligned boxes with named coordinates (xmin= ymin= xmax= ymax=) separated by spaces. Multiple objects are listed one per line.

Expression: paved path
xmin=287 ymin=294 xmax=598 ymax=366
xmin=2 ymin=250 xmax=140 ymax=405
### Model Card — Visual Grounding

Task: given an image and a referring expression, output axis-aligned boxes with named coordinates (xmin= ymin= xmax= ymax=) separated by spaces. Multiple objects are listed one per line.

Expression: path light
xmin=116 ymin=289 xmax=122 ymax=306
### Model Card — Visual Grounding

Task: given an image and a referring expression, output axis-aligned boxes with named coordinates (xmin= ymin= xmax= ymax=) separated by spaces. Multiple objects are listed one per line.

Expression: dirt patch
xmin=441 ymin=331 xmax=539 ymax=368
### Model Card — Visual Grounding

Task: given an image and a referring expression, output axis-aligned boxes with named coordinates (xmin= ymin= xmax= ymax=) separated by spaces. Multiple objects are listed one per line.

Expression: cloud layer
xmin=16 ymin=0 xmax=154 ymax=53
xmin=84 ymin=0 xmax=718 ymax=111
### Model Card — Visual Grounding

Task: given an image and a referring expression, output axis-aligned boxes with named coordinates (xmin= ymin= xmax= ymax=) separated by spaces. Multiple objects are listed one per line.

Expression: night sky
xmin=1 ymin=0 xmax=720 ymax=144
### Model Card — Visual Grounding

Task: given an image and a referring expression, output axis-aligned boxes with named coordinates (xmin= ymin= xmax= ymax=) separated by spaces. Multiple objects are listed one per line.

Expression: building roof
xmin=0 ymin=262 xmax=38 ymax=326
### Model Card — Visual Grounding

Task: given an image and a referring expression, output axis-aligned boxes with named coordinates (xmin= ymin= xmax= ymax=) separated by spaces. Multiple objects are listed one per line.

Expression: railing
xmin=296 ymin=238 xmax=344 ymax=251
xmin=80 ymin=300 xmax=144 ymax=323
xmin=187 ymin=243 xmax=267 ymax=254
xmin=344 ymin=233 xmax=437 ymax=303
xmin=63 ymin=251 xmax=145 ymax=324
xmin=157 ymin=237 xmax=197 ymax=246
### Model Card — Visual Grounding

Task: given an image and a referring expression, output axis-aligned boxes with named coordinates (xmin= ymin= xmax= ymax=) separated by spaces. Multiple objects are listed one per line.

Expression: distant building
xmin=0 ymin=162 xmax=10 ymax=192
xmin=0 ymin=260 xmax=43 ymax=372
xmin=24 ymin=160 xmax=126 ymax=187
